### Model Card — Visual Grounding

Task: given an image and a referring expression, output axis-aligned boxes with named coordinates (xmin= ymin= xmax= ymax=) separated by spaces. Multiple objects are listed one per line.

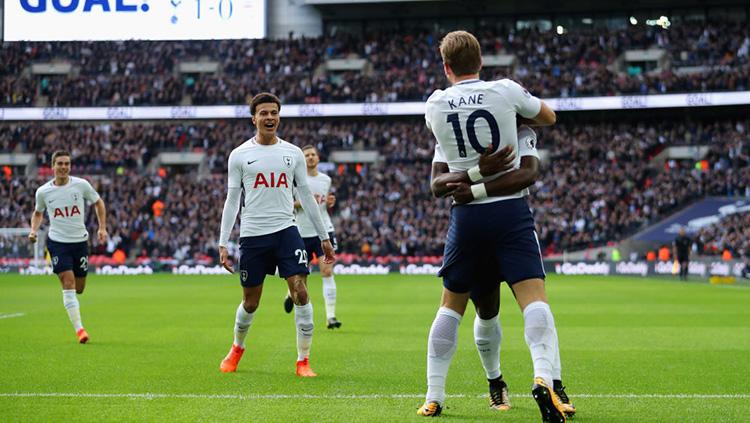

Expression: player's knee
xmin=242 ymin=299 xmax=259 ymax=313
xmin=292 ymin=289 xmax=309 ymax=305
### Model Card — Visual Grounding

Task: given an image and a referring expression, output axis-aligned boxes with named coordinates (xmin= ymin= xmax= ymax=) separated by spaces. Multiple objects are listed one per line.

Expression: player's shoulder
xmin=491 ymin=78 xmax=520 ymax=88
xmin=317 ymin=172 xmax=332 ymax=183
xmin=228 ymin=138 xmax=257 ymax=159
xmin=426 ymin=88 xmax=447 ymax=106
xmin=278 ymin=139 xmax=305 ymax=156
xmin=69 ymin=175 xmax=89 ymax=185
xmin=518 ymin=125 xmax=537 ymax=141
xmin=36 ymin=179 xmax=55 ymax=194
xmin=490 ymin=78 xmax=533 ymax=98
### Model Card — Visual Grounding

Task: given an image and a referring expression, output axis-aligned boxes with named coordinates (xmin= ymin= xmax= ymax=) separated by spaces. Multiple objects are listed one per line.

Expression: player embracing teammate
xmin=418 ymin=31 xmax=575 ymax=422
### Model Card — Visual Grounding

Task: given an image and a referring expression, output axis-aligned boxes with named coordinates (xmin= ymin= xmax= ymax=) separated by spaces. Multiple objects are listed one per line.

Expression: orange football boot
xmin=220 ymin=344 xmax=245 ymax=373
xmin=295 ymin=357 xmax=317 ymax=377
xmin=76 ymin=328 xmax=89 ymax=344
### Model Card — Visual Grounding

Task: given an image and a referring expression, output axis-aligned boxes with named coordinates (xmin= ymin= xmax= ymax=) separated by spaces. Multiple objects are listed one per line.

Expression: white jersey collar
xmin=455 ymin=78 xmax=482 ymax=86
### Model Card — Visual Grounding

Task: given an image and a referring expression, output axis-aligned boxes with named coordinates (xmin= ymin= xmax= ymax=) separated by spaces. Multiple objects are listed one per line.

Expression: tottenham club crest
xmin=240 ymin=270 xmax=248 ymax=283
xmin=283 ymin=156 xmax=293 ymax=168
xmin=71 ymin=193 xmax=79 ymax=202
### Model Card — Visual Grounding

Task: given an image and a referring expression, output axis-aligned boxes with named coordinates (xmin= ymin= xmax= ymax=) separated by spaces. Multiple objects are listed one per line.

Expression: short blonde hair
xmin=439 ymin=30 xmax=482 ymax=76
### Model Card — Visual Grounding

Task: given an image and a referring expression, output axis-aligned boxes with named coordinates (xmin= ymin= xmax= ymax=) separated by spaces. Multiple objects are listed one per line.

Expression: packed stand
xmin=2 ymin=17 xmax=750 ymax=106
xmin=695 ymin=212 xmax=750 ymax=258
xmin=3 ymin=116 xmax=750 ymax=262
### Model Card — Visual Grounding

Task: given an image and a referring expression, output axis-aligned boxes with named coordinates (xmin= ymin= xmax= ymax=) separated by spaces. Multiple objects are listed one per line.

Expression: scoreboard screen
xmin=3 ymin=0 xmax=266 ymax=41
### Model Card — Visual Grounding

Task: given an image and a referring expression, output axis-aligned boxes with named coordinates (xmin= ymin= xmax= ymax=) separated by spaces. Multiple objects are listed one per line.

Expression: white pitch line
xmin=0 ymin=313 xmax=25 ymax=320
xmin=0 ymin=392 xmax=748 ymax=400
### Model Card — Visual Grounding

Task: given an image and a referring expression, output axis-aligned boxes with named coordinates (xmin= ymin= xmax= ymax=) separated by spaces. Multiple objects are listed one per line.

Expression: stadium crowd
xmin=695 ymin=212 xmax=750 ymax=258
xmin=2 ymin=18 xmax=749 ymax=106
xmin=2 ymin=117 xmax=748 ymax=261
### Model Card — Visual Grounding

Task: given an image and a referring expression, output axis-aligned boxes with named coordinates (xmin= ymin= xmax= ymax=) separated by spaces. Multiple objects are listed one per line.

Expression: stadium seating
xmin=2 ymin=19 xmax=749 ymax=106
xmin=2 ymin=118 xmax=748 ymax=262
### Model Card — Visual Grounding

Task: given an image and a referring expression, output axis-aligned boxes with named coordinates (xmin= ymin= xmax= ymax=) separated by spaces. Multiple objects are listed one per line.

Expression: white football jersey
xmin=433 ymin=125 xmax=539 ymax=199
xmin=34 ymin=176 xmax=100 ymax=243
xmin=295 ymin=172 xmax=335 ymax=238
xmin=425 ymin=78 xmax=541 ymax=204
xmin=226 ymin=137 xmax=308 ymax=237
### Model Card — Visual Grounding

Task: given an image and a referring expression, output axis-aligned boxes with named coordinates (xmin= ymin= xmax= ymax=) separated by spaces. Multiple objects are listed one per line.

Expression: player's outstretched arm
xmin=93 ymin=199 xmax=108 ymax=243
xmin=448 ymin=156 xmax=540 ymax=205
xmin=431 ymin=145 xmax=515 ymax=198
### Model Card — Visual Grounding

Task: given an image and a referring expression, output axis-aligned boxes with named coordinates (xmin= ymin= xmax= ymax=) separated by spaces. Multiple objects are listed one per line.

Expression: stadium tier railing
xmin=1 ymin=91 xmax=749 ymax=121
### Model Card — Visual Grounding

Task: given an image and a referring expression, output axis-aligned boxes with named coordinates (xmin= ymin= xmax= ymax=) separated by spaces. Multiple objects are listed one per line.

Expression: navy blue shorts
xmin=303 ymin=232 xmax=338 ymax=260
xmin=239 ymin=226 xmax=310 ymax=287
xmin=46 ymin=239 xmax=89 ymax=277
xmin=439 ymin=197 xmax=545 ymax=295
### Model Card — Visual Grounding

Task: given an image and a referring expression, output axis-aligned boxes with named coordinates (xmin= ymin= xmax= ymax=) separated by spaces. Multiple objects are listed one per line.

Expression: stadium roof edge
xmin=1 ymin=91 xmax=748 ymax=121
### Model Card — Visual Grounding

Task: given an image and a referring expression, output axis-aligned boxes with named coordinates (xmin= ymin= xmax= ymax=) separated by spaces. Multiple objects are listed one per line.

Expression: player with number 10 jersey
xmin=418 ymin=30 xmax=572 ymax=422
xmin=425 ymin=77 xmax=540 ymax=201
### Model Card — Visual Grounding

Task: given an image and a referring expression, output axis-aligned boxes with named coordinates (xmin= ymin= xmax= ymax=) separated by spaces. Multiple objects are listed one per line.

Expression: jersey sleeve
xmin=517 ymin=125 xmax=540 ymax=159
xmin=293 ymin=149 xmax=308 ymax=188
xmin=424 ymin=90 xmax=441 ymax=131
xmin=227 ymin=150 xmax=242 ymax=189
xmin=506 ymin=80 xmax=542 ymax=119
xmin=81 ymin=179 xmax=101 ymax=203
xmin=432 ymin=143 xmax=447 ymax=164
xmin=34 ymin=187 xmax=46 ymax=212
xmin=324 ymin=175 xmax=332 ymax=194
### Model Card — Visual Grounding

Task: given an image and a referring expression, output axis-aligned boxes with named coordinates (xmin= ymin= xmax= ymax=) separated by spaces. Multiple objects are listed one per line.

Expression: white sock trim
xmin=437 ymin=306 xmax=463 ymax=321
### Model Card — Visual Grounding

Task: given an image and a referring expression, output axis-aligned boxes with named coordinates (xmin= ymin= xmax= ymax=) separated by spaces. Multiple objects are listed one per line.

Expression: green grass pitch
xmin=1 ymin=273 xmax=749 ymax=422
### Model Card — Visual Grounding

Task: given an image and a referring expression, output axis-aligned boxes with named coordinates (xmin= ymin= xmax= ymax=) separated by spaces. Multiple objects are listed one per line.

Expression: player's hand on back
xmin=321 ymin=240 xmax=336 ymax=264
xmin=445 ymin=182 xmax=474 ymax=205
xmin=478 ymin=145 xmax=515 ymax=177
xmin=219 ymin=246 xmax=234 ymax=273
xmin=326 ymin=194 xmax=336 ymax=208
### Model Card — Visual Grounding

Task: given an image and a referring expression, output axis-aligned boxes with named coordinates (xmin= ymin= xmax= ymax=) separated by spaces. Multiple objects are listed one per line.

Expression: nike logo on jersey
xmin=247 ymin=160 xmax=259 ymax=165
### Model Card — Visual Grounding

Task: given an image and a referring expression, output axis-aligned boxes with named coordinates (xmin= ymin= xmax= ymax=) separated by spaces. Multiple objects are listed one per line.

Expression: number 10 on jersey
xmin=446 ymin=109 xmax=501 ymax=157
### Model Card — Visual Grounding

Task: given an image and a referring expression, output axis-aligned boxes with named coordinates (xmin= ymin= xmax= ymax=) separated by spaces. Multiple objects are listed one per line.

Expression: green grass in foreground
xmin=1 ymin=273 xmax=749 ymax=422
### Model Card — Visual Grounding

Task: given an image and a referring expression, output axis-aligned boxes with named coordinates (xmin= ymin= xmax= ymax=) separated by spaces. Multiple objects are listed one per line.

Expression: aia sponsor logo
xmin=53 ymin=206 xmax=81 ymax=218
xmin=253 ymin=172 xmax=289 ymax=188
